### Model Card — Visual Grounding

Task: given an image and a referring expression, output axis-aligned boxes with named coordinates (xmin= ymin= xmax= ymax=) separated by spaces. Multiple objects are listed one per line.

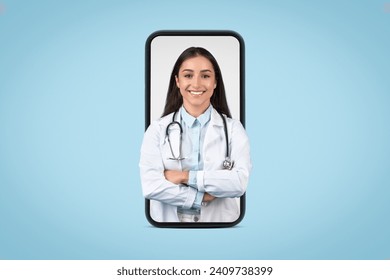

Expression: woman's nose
xmin=192 ymin=75 xmax=201 ymax=88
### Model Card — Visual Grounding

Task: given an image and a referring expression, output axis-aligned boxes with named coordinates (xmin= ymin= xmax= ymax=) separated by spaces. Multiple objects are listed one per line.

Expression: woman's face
xmin=175 ymin=55 xmax=216 ymax=116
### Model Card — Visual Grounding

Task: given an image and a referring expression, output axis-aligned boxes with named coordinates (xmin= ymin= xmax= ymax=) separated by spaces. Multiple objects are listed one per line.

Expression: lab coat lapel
xmin=203 ymin=109 xmax=224 ymax=161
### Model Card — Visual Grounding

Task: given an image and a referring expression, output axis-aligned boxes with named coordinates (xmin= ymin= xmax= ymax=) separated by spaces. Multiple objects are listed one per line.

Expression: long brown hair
xmin=162 ymin=47 xmax=232 ymax=118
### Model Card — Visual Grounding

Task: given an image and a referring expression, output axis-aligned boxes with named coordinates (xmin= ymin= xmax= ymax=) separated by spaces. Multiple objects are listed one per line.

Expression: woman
xmin=140 ymin=47 xmax=251 ymax=223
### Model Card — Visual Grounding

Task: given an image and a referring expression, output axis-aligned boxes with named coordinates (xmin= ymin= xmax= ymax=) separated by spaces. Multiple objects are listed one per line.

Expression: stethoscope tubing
xmin=165 ymin=109 xmax=233 ymax=169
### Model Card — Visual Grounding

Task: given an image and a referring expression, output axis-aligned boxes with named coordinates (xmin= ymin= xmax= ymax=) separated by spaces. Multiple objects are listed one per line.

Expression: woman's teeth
xmin=190 ymin=91 xmax=204 ymax=95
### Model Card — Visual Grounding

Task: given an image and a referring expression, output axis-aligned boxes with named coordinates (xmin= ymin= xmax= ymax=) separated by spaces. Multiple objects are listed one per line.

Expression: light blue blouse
xmin=177 ymin=105 xmax=213 ymax=213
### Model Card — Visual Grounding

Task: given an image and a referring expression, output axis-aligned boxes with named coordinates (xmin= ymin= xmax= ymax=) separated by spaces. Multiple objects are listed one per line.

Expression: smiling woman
xmin=140 ymin=42 xmax=251 ymax=227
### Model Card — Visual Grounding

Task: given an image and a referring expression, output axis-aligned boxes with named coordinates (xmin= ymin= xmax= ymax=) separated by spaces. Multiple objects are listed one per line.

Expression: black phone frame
xmin=145 ymin=30 xmax=246 ymax=228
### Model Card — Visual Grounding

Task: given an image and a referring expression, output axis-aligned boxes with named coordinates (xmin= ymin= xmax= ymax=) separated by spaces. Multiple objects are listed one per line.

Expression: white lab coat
xmin=139 ymin=108 xmax=251 ymax=223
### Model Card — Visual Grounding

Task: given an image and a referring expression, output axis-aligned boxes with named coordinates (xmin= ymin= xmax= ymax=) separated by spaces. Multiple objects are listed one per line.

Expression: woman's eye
xmin=184 ymin=74 xmax=192 ymax=78
xmin=202 ymin=75 xmax=210 ymax=79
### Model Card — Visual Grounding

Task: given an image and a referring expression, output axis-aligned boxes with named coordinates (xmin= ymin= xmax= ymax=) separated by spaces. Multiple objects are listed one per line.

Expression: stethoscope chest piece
xmin=223 ymin=157 xmax=234 ymax=170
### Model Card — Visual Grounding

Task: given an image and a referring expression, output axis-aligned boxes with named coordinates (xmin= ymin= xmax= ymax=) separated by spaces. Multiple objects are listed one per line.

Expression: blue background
xmin=1 ymin=0 xmax=389 ymax=260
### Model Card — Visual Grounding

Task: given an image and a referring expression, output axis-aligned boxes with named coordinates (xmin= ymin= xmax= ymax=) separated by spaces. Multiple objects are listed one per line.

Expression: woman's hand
xmin=164 ymin=170 xmax=215 ymax=202
xmin=203 ymin=193 xmax=215 ymax=202
xmin=164 ymin=170 xmax=189 ymax=185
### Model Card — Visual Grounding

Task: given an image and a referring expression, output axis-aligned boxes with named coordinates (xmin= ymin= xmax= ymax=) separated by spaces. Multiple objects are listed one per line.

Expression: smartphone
xmin=144 ymin=30 xmax=246 ymax=228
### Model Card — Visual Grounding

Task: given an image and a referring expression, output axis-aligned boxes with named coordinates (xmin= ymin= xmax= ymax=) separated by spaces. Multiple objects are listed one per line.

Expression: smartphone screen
xmin=143 ymin=30 xmax=246 ymax=227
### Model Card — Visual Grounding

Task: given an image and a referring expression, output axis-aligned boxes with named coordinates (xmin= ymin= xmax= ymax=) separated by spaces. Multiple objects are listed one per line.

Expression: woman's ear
xmin=214 ymin=83 xmax=217 ymax=89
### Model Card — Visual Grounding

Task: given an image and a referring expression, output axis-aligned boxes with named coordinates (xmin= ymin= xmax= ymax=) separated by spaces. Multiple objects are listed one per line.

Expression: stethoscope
xmin=165 ymin=110 xmax=234 ymax=170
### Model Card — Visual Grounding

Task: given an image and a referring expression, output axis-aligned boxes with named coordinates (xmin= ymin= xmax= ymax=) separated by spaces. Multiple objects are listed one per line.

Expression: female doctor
xmin=140 ymin=47 xmax=251 ymax=223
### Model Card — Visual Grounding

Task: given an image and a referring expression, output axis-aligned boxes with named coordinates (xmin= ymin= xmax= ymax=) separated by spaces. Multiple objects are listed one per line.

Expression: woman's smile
xmin=188 ymin=90 xmax=205 ymax=96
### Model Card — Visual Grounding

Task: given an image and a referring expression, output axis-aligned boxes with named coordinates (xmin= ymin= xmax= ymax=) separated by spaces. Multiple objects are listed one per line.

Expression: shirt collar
xmin=180 ymin=105 xmax=213 ymax=128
